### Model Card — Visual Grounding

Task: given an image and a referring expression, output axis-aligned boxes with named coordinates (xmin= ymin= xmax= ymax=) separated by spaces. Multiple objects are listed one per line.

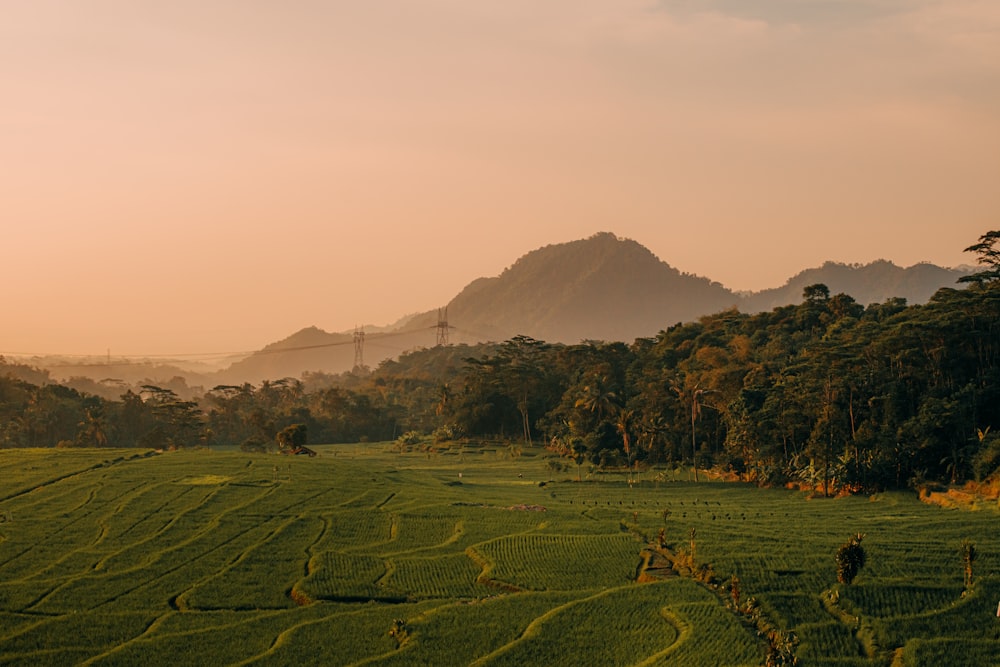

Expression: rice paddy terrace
xmin=1 ymin=444 xmax=999 ymax=666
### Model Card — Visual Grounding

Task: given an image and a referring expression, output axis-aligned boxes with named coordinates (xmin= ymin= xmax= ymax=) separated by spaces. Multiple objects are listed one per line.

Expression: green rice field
xmin=1 ymin=444 xmax=999 ymax=665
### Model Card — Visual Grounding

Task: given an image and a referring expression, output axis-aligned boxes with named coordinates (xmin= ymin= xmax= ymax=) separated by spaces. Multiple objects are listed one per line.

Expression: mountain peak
xmin=219 ymin=234 xmax=971 ymax=382
xmin=423 ymin=232 xmax=736 ymax=343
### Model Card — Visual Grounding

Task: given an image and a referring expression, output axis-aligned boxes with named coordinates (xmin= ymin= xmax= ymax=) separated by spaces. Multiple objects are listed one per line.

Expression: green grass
xmin=472 ymin=533 xmax=640 ymax=591
xmin=1 ymin=445 xmax=999 ymax=665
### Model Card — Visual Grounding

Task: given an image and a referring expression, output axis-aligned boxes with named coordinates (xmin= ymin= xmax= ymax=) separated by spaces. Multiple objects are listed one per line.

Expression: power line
xmin=0 ymin=316 xmax=490 ymax=368
xmin=0 ymin=349 xmax=255 ymax=360
xmin=253 ymin=328 xmax=438 ymax=356
xmin=1 ymin=324 xmax=460 ymax=367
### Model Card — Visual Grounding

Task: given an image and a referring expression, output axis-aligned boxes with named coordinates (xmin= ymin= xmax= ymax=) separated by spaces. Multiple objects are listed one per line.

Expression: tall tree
xmin=959 ymin=230 xmax=1000 ymax=284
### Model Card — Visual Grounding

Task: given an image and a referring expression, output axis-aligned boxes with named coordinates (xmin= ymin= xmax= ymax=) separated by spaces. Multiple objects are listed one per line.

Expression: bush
xmin=432 ymin=425 xmax=454 ymax=443
xmin=972 ymin=434 xmax=1000 ymax=481
xmin=403 ymin=431 xmax=423 ymax=445
xmin=396 ymin=431 xmax=423 ymax=448
xmin=276 ymin=424 xmax=308 ymax=451
xmin=836 ymin=533 xmax=867 ymax=585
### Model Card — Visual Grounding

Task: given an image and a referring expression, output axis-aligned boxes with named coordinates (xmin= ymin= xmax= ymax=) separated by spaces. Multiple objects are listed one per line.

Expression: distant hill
xmin=213 ymin=325 xmax=448 ymax=384
xmin=214 ymin=326 xmax=355 ymax=384
xmin=214 ymin=233 xmax=738 ymax=382
xmin=399 ymin=232 xmax=738 ymax=343
xmin=739 ymin=260 xmax=972 ymax=313
xmin=218 ymin=234 xmax=972 ymax=382
xmin=23 ymin=233 xmax=970 ymax=385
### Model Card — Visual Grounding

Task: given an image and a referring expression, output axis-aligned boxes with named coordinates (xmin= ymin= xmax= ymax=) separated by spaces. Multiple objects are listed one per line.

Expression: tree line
xmin=3 ymin=233 xmax=1000 ymax=492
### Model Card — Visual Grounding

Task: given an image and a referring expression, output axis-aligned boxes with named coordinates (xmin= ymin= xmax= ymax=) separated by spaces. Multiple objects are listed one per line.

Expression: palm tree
xmin=616 ymin=408 xmax=636 ymax=485
xmin=435 ymin=383 xmax=451 ymax=417
xmin=673 ymin=382 xmax=717 ymax=482
xmin=78 ymin=408 xmax=109 ymax=447
xmin=639 ymin=414 xmax=668 ymax=462
xmin=574 ymin=377 xmax=619 ymax=421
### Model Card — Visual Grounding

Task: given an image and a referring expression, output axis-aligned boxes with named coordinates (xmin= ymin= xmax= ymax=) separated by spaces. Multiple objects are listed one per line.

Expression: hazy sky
xmin=3 ymin=1 xmax=998 ymax=357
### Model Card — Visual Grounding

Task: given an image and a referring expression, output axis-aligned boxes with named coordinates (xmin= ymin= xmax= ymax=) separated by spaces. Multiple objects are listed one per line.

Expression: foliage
xmin=276 ymin=423 xmax=308 ymax=451
xmin=836 ymin=533 xmax=867 ymax=585
xmin=396 ymin=430 xmax=423 ymax=448
xmin=3 ymin=232 xmax=1000 ymax=492
xmin=958 ymin=230 xmax=1000 ymax=285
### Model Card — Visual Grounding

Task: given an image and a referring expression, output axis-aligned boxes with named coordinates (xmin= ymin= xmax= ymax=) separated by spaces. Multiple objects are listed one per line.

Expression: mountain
xmin=26 ymin=233 xmax=967 ymax=385
xmin=399 ymin=232 xmax=738 ymax=343
xmin=212 ymin=233 xmax=737 ymax=382
xmin=739 ymin=260 xmax=972 ymax=313
xmin=218 ymin=234 xmax=972 ymax=382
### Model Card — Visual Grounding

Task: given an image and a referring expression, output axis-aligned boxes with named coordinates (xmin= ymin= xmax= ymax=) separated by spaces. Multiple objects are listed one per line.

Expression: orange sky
xmin=2 ymin=1 xmax=998 ymax=357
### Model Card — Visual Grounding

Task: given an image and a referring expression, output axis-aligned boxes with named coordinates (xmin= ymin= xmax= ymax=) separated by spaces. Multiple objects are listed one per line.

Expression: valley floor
xmin=1 ymin=444 xmax=998 ymax=666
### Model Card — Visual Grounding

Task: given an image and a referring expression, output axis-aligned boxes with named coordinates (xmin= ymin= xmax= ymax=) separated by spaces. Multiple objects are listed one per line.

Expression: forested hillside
xmin=26 ymin=234 xmax=969 ymax=384
xmin=740 ymin=259 xmax=971 ymax=313
xmin=220 ymin=234 xmax=968 ymax=380
xmin=4 ymin=234 xmax=998 ymax=493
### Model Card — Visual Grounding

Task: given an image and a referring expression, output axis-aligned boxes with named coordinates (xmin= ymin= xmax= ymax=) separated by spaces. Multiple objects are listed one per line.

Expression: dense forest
xmin=4 ymin=233 xmax=1000 ymax=493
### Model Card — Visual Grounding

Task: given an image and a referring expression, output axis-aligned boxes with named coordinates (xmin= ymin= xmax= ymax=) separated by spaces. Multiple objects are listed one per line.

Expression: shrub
xmin=836 ymin=533 xmax=866 ymax=585
xmin=397 ymin=431 xmax=423 ymax=446
xmin=276 ymin=423 xmax=307 ymax=451
xmin=432 ymin=425 xmax=454 ymax=443
xmin=972 ymin=431 xmax=1000 ymax=481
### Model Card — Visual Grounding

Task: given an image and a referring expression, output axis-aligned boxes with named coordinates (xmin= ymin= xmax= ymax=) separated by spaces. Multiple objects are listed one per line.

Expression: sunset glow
xmin=3 ymin=1 xmax=998 ymax=356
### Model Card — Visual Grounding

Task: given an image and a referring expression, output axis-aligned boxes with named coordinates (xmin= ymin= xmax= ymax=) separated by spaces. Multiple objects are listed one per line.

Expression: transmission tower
xmin=435 ymin=307 xmax=450 ymax=346
xmin=353 ymin=327 xmax=366 ymax=369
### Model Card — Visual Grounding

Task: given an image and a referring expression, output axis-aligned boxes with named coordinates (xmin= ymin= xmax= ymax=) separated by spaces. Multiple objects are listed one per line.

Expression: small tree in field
xmin=835 ymin=533 xmax=866 ymax=585
xmin=276 ymin=423 xmax=307 ymax=452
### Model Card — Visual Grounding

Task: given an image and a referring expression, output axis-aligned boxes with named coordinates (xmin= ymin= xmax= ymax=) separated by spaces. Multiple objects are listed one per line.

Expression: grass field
xmin=1 ymin=444 xmax=999 ymax=666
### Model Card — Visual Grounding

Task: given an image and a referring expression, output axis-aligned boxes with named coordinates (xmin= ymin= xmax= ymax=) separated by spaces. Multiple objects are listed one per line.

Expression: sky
xmin=2 ymin=0 xmax=999 ymax=358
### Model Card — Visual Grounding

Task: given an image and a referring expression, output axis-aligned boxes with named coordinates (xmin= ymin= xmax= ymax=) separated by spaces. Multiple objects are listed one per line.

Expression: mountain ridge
xmin=28 ymin=232 xmax=973 ymax=385
xmin=398 ymin=232 xmax=737 ymax=342
xmin=739 ymin=259 xmax=971 ymax=313
xmin=218 ymin=232 xmax=969 ymax=382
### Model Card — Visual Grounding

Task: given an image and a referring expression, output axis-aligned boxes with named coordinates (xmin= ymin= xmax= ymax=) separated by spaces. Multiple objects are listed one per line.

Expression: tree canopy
xmin=4 ymin=234 xmax=1000 ymax=493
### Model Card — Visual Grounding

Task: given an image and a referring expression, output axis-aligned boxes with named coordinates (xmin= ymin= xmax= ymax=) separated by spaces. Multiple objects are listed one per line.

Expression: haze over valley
xmin=5 ymin=232 xmax=975 ymax=388
xmin=3 ymin=2 xmax=998 ymax=362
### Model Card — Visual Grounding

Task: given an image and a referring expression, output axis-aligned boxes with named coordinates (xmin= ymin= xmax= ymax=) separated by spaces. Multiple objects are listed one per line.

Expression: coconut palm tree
xmin=672 ymin=381 xmax=717 ymax=482
xmin=574 ymin=376 xmax=619 ymax=421
xmin=616 ymin=408 xmax=636 ymax=485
